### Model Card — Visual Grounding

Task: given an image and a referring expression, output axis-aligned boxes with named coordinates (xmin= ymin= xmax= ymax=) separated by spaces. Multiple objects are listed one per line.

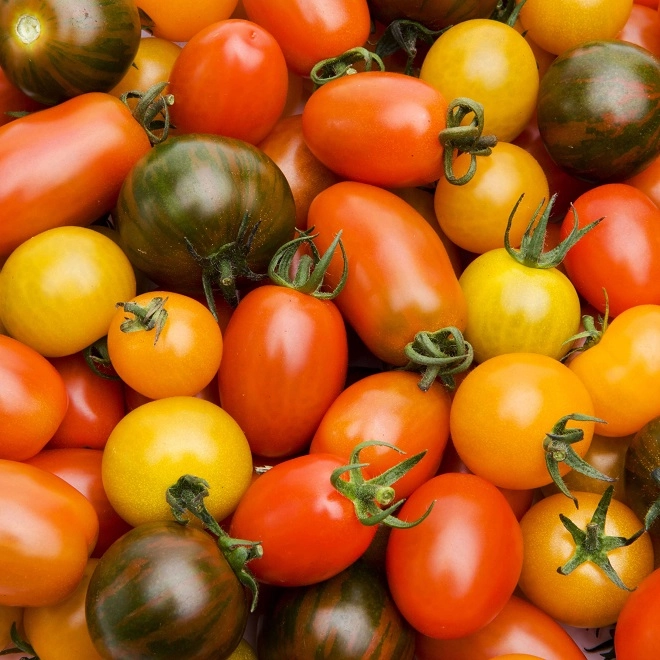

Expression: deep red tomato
xmin=626 ymin=152 xmax=660 ymax=207
xmin=560 ymin=183 xmax=660 ymax=317
xmin=218 ymin=284 xmax=348 ymax=458
xmin=0 ymin=335 xmax=68 ymax=461
xmin=25 ymin=448 xmax=132 ymax=558
xmin=306 ymin=181 xmax=467 ymax=366
xmin=241 ymin=0 xmax=371 ymax=76
xmin=385 ymin=472 xmax=523 ymax=639
xmin=47 ymin=351 xmax=125 ymax=450
xmin=415 ymin=594 xmax=586 ymax=660
xmin=0 ymin=92 xmax=152 ymax=257
xmin=0 ymin=459 xmax=98 ymax=607
xmin=168 ymin=19 xmax=289 ymax=145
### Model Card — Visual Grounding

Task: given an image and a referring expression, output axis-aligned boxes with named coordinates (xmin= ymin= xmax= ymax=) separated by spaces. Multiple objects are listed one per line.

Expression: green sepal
xmin=557 ymin=485 xmax=645 ymax=591
xmin=490 ymin=0 xmax=528 ymax=26
xmin=543 ymin=413 xmax=613 ymax=508
xmin=83 ymin=336 xmax=120 ymax=381
xmin=120 ymin=81 xmax=174 ymax=145
xmin=166 ymin=475 xmax=263 ymax=612
xmin=310 ymin=47 xmax=385 ymax=88
xmin=330 ymin=440 xmax=434 ymax=529
xmin=117 ymin=295 xmax=169 ymax=345
xmin=401 ymin=327 xmax=474 ymax=392
xmin=561 ymin=289 xmax=610 ymax=360
xmin=0 ymin=622 xmax=38 ymax=658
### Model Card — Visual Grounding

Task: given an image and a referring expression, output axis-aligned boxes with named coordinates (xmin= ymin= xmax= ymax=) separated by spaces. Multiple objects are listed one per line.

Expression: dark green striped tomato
xmin=85 ymin=521 xmax=248 ymax=660
xmin=115 ymin=134 xmax=297 ymax=306
xmin=537 ymin=40 xmax=660 ymax=183
xmin=0 ymin=0 xmax=142 ymax=106
xmin=257 ymin=560 xmax=415 ymax=660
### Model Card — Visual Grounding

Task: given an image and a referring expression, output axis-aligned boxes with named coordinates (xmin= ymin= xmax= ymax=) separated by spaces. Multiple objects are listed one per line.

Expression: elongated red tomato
xmin=0 ymin=92 xmax=152 ymax=257
xmin=306 ymin=181 xmax=466 ymax=366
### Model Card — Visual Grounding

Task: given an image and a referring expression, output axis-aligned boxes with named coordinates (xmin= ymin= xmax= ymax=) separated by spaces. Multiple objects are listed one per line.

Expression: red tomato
xmin=0 ymin=92 xmax=152 ymax=257
xmin=560 ymin=183 xmax=660 ymax=317
xmin=309 ymin=370 xmax=451 ymax=499
xmin=25 ymin=448 xmax=132 ymax=558
xmin=415 ymin=595 xmax=586 ymax=660
xmin=168 ymin=19 xmax=289 ymax=145
xmin=47 ymin=351 xmax=125 ymax=450
xmin=218 ymin=285 xmax=348 ymax=457
xmin=0 ymin=335 xmax=68 ymax=461
xmin=0 ymin=459 xmax=98 ymax=607
xmin=617 ymin=3 xmax=660 ymax=56
xmin=241 ymin=0 xmax=371 ymax=76
xmin=385 ymin=472 xmax=523 ymax=639
xmin=0 ymin=65 xmax=45 ymax=127
xmin=306 ymin=181 xmax=467 ymax=366
xmin=626 ymin=152 xmax=660 ymax=206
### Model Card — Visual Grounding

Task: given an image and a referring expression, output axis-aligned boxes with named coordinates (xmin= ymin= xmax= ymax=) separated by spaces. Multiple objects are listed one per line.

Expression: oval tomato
xmin=385 ymin=472 xmax=523 ymax=639
xmin=0 ymin=335 xmax=68 ymax=460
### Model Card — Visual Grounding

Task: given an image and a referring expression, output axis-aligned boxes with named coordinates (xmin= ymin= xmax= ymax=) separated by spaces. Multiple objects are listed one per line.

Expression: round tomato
xmin=626 ymin=152 xmax=660 ymax=207
xmin=47 ymin=351 xmax=125 ymax=450
xmin=518 ymin=489 xmax=653 ymax=628
xmin=0 ymin=226 xmax=136 ymax=357
xmin=107 ymin=291 xmax=223 ymax=400
xmin=560 ymin=183 xmax=660 ymax=318
xmin=0 ymin=65 xmax=44 ymax=127
xmin=168 ymin=19 xmax=289 ymax=145
xmin=385 ymin=472 xmax=523 ymax=639
xmin=0 ymin=335 xmax=68 ymax=461
xmin=102 ymin=396 xmax=253 ymax=527
xmin=368 ymin=0 xmax=498 ymax=30
xmin=0 ymin=459 xmax=98 ymax=607
xmin=617 ymin=3 xmax=660 ymax=57
xmin=419 ymin=19 xmax=539 ymax=142
xmin=450 ymin=353 xmax=597 ymax=491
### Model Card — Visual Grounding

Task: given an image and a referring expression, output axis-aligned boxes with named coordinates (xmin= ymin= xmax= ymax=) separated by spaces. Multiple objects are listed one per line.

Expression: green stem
xmin=117 ymin=296 xmax=169 ymax=345
xmin=310 ymin=47 xmax=385 ymax=88
xmin=121 ymin=81 xmax=174 ymax=145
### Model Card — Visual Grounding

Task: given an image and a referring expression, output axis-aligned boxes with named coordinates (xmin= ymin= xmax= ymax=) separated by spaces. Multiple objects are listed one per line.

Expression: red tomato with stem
xmin=168 ymin=19 xmax=289 ymax=145
xmin=385 ymin=472 xmax=523 ymax=639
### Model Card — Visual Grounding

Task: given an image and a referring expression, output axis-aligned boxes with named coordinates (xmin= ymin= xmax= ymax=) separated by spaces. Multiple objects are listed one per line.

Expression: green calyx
xmin=117 ymin=296 xmax=169 ymax=345
xmin=558 ymin=485 xmax=645 ymax=590
xmin=504 ymin=194 xmax=603 ymax=269
xmin=544 ymin=413 xmax=614 ymax=508
xmin=439 ymin=97 xmax=497 ymax=185
xmin=562 ymin=289 xmax=610 ymax=360
xmin=83 ymin=336 xmax=120 ymax=381
xmin=402 ymin=327 xmax=474 ymax=392
xmin=489 ymin=0 xmax=528 ymax=26
xmin=330 ymin=441 xmax=434 ymax=528
xmin=0 ymin=622 xmax=37 ymax=658
xmin=121 ymin=81 xmax=174 ymax=146
xmin=166 ymin=475 xmax=263 ymax=612
xmin=268 ymin=229 xmax=348 ymax=299
xmin=310 ymin=47 xmax=385 ymax=88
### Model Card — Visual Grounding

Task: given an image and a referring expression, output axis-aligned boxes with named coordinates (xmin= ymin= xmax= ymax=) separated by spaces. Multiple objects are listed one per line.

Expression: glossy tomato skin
xmin=518 ymin=491 xmax=653 ymax=628
xmin=309 ymin=370 xmax=451 ymax=499
xmin=0 ymin=65 xmax=45 ymax=127
xmin=415 ymin=594 xmax=586 ymax=660
xmin=47 ymin=351 xmax=125 ymax=450
xmin=568 ymin=305 xmax=660 ymax=437
xmin=257 ymin=560 xmax=415 ymax=660
xmin=0 ymin=459 xmax=98 ymax=607
xmin=307 ymin=181 xmax=467 ymax=366
xmin=369 ymin=0 xmax=498 ymax=30
xmin=0 ymin=335 xmax=68 ymax=461
xmin=617 ymin=4 xmax=660 ymax=57
xmin=229 ymin=453 xmax=378 ymax=586
xmin=0 ymin=93 xmax=151 ymax=257
xmin=86 ymin=521 xmax=248 ymax=660
xmin=26 ymin=448 xmax=132 ymax=558
xmin=560 ymin=183 xmax=660 ymax=318
xmin=302 ymin=71 xmax=449 ymax=188
xmin=614 ymin=567 xmax=660 ymax=659
xmin=168 ymin=19 xmax=288 ymax=145
xmin=218 ymin=285 xmax=348 ymax=458
xmin=537 ymin=40 xmax=660 ymax=182
xmin=385 ymin=472 xmax=523 ymax=639
xmin=115 ymin=134 xmax=296 ymax=294
xmin=0 ymin=0 xmax=141 ymax=105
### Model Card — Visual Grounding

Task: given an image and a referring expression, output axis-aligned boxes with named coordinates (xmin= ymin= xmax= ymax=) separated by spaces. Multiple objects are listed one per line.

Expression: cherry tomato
xmin=168 ymin=19 xmax=289 ymax=145
xmin=0 ymin=226 xmax=136 ymax=357
xmin=625 ymin=152 xmax=660 ymax=206
xmin=385 ymin=472 xmax=523 ymax=639
xmin=47 ymin=351 xmax=125 ymax=450
xmin=102 ymin=396 xmax=253 ymax=527
xmin=0 ymin=459 xmax=98 ymax=607
xmin=241 ymin=0 xmax=371 ymax=76
xmin=0 ymin=335 xmax=68 ymax=461
xmin=617 ymin=3 xmax=660 ymax=56
xmin=25 ymin=448 xmax=132 ymax=558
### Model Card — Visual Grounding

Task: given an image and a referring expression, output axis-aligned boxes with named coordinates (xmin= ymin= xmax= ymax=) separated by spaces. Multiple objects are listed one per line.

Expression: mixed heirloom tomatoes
xmin=2 ymin=0 xmax=660 ymax=658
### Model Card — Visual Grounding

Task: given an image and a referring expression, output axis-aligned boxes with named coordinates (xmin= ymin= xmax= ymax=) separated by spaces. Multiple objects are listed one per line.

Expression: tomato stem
xmin=0 ymin=623 xmax=37 ymax=658
xmin=16 ymin=14 xmax=40 ymax=45
xmin=121 ymin=81 xmax=175 ymax=145
xmin=166 ymin=475 xmax=263 ymax=612
xmin=561 ymin=289 xmax=610 ymax=360
xmin=310 ymin=47 xmax=385 ymax=88
xmin=83 ymin=336 xmax=121 ymax=381
xmin=543 ymin=413 xmax=614 ymax=508
xmin=557 ymin=485 xmax=645 ymax=590
xmin=117 ymin=296 xmax=169 ymax=345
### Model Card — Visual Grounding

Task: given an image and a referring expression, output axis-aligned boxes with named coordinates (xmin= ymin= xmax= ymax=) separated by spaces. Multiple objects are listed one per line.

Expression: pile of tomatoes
xmin=3 ymin=0 xmax=660 ymax=658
